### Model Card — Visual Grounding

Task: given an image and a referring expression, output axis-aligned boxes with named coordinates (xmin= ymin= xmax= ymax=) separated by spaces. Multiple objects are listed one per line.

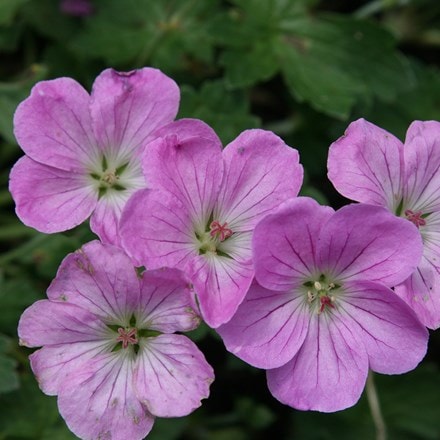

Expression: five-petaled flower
xmin=119 ymin=119 xmax=303 ymax=327
xmin=218 ymin=198 xmax=428 ymax=412
xmin=9 ymin=67 xmax=179 ymax=245
xmin=328 ymin=119 xmax=440 ymax=328
xmin=18 ymin=241 xmax=214 ymax=440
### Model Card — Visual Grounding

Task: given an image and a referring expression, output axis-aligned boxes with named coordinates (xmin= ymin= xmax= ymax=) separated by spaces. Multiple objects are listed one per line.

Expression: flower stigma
xmin=195 ymin=218 xmax=233 ymax=257
xmin=405 ymin=209 xmax=426 ymax=228
xmin=116 ymin=327 xmax=138 ymax=349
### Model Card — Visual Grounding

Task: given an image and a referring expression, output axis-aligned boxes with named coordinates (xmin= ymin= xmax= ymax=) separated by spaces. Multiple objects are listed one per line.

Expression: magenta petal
xmin=218 ymin=281 xmax=310 ymax=369
xmin=90 ymin=68 xmax=179 ymax=155
xmin=403 ymin=120 xmax=440 ymax=212
xmin=90 ymin=196 xmax=125 ymax=246
xmin=137 ymin=268 xmax=200 ymax=333
xmin=341 ymin=280 xmax=428 ymax=374
xmin=395 ymin=255 xmax=440 ymax=329
xmin=18 ymin=300 xmax=108 ymax=347
xmin=134 ymin=334 xmax=214 ymax=417
xmin=58 ymin=353 xmax=154 ymax=440
xmin=141 ymin=119 xmax=223 ymax=224
xmin=29 ymin=341 xmax=108 ymax=395
xmin=47 ymin=241 xmax=141 ymax=322
xmin=253 ymin=197 xmax=334 ymax=291
xmin=120 ymin=189 xmax=195 ymax=268
xmin=14 ymin=78 xmax=94 ymax=171
xmin=318 ymin=204 xmax=423 ymax=286
xmin=216 ymin=129 xmax=303 ymax=230
xmin=327 ymin=118 xmax=403 ymax=211
xmin=9 ymin=156 xmax=97 ymax=233
xmin=267 ymin=312 xmax=368 ymax=412
xmin=189 ymin=254 xmax=254 ymax=328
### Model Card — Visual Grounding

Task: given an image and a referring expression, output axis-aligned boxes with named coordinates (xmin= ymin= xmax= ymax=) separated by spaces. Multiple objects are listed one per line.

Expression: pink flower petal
xmin=395 ymin=255 xmax=440 ymax=329
xmin=18 ymin=300 xmax=108 ymax=347
xmin=403 ymin=120 xmax=440 ymax=212
xmin=29 ymin=341 xmax=108 ymax=395
xmin=216 ymin=129 xmax=303 ymax=230
xmin=218 ymin=281 xmax=310 ymax=369
xmin=340 ymin=280 xmax=428 ymax=374
xmin=141 ymin=119 xmax=224 ymax=225
xmin=9 ymin=156 xmax=97 ymax=233
xmin=120 ymin=188 xmax=196 ymax=268
xmin=90 ymin=194 xmax=126 ymax=246
xmin=58 ymin=353 xmax=154 ymax=440
xmin=90 ymin=68 xmax=180 ymax=156
xmin=134 ymin=334 xmax=214 ymax=417
xmin=318 ymin=204 xmax=423 ymax=286
xmin=47 ymin=241 xmax=141 ymax=322
xmin=327 ymin=118 xmax=404 ymax=212
xmin=253 ymin=197 xmax=334 ymax=291
xmin=267 ymin=312 xmax=369 ymax=412
xmin=137 ymin=268 xmax=200 ymax=333
xmin=14 ymin=77 xmax=94 ymax=171
xmin=189 ymin=254 xmax=254 ymax=328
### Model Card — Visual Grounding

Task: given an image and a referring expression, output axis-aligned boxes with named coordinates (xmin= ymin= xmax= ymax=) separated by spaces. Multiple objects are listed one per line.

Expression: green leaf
xmin=0 ymin=374 xmax=61 ymax=438
xmin=0 ymin=0 xmax=29 ymax=25
xmin=179 ymin=80 xmax=260 ymax=144
xmin=0 ymin=334 xmax=19 ymax=394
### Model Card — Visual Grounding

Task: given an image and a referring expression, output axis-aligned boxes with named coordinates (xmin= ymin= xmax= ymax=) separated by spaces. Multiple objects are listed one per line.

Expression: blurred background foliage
xmin=1 ymin=0 xmax=440 ymax=438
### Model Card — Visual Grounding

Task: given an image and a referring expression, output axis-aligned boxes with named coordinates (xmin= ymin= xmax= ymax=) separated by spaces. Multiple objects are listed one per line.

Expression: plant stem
xmin=366 ymin=370 xmax=387 ymax=440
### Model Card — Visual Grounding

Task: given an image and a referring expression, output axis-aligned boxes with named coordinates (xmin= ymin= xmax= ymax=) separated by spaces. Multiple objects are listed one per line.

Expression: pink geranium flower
xmin=328 ymin=119 xmax=440 ymax=328
xmin=218 ymin=198 xmax=428 ymax=412
xmin=119 ymin=119 xmax=303 ymax=328
xmin=18 ymin=241 xmax=213 ymax=440
xmin=9 ymin=68 xmax=179 ymax=245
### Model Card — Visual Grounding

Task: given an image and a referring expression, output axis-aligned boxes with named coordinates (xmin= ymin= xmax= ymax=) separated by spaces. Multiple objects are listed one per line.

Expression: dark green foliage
xmin=1 ymin=0 xmax=440 ymax=438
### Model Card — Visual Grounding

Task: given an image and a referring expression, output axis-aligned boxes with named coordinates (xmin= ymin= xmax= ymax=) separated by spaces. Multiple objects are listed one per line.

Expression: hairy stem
xmin=366 ymin=370 xmax=387 ymax=440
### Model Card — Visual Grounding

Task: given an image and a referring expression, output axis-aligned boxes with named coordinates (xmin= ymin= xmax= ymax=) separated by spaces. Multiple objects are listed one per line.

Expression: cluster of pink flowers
xmin=10 ymin=67 xmax=439 ymax=439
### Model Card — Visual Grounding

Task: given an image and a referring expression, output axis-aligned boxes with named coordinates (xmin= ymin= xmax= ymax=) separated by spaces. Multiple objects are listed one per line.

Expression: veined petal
xmin=14 ymin=77 xmax=95 ymax=171
xmin=18 ymin=300 xmax=109 ymax=347
xmin=47 ymin=241 xmax=141 ymax=324
xmin=29 ymin=341 xmax=109 ymax=396
xmin=141 ymin=119 xmax=223 ymax=226
xmin=120 ymin=189 xmax=196 ymax=268
xmin=395 ymin=256 xmax=440 ymax=329
xmin=137 ymin=268 xmax=200 ymax=333
xmin=90 ymin=68 xmax=179 ymax=156
xmin=134 ymin=334 xmax=214 ymax=417
xmin=253 ymin=197 xmax=334 ymax=291
xmin=218 ymin=281 xmax=310 ymax=369
xmin=318 ymin=204 xmax=423 ymax=286
xmin=327 ymin=118 xmax=404 ymax=212
xmin=58 ymin=353 xmax=154 ymax=440
xmin=403 ymin=120 xmax=440 ymax=212
xmin=189 ymin=253 xmax=254 ymax=328
xmin=9 ymin=156 xmax=97 ymax=233
xmin=340 ymin=280 xmax=428 ymax=374
xmin=215 ymin=129 xmax=303 ymax=230
xmin=90 ymin=192 xmax=131 ymax=246
xmin=267 ymin=311 xmax=368 ymax=412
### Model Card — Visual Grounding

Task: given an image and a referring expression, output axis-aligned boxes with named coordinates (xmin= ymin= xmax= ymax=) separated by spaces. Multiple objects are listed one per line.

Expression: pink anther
xmin=209 ymin=221 xmax=233 ymax=241
xmin=405 ymin=209 xmax=426 ymax=228
xmin=116 ymin=327 xmax=138 ymax=349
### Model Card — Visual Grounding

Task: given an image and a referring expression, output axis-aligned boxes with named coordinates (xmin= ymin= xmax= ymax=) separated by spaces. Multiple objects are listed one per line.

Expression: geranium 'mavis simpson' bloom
xmin=328 ymin=119 xmax=440 ymax=328
xmin=9 ymin=67 xmax=179 ymax=245
xmin=218 ymin=198 xmax=428 ymax=412
xmin=120 ymin=119 xmax=303 ymax=328
xmin=18 ymin=241 xmax=213 ymax=440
